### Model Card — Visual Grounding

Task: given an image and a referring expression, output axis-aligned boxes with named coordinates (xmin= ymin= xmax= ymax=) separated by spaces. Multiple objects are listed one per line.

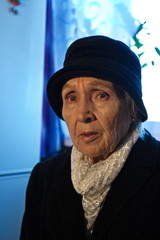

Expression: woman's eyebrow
xmin=62 ymin=80 xmax=114 ymax=91
xmin=87 ymin=81 xmax=113 ymax=89
xmin=62 ymin=83 xmax=76 ymax=91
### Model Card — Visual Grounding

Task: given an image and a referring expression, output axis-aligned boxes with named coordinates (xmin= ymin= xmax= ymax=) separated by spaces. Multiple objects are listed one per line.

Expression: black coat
xmin=20 ymin=130 xmax=160 ymax=240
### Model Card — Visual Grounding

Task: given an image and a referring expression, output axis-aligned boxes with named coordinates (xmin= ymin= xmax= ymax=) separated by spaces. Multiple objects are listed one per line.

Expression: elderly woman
xmin=20 ymin=36 xmax=160 ymax=240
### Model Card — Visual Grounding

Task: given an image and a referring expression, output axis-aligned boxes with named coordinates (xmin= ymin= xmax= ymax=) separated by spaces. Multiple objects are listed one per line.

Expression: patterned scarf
xmin=71 ymin=128 xmax=139 ymax=232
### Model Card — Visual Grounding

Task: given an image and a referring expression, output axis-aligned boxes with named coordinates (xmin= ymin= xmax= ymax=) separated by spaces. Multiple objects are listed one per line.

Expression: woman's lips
xmin=79 ymin=131 xmax=99 ymax=142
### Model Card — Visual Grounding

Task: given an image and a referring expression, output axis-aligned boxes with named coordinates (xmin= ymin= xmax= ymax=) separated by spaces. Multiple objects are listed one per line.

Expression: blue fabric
xmin=40 ymin=0 xmax=63 ymax=159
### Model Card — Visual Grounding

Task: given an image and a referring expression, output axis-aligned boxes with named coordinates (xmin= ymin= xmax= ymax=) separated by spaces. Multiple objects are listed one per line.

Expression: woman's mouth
xmin=79 ymin=131 xmax=99 ymax=142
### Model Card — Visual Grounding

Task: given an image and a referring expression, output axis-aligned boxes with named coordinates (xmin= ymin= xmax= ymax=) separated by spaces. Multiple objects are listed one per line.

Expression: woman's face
xmin=62 ymin=77 xmax=132 ymax=163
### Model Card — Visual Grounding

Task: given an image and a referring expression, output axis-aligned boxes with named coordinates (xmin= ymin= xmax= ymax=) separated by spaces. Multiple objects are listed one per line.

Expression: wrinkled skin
xmin=62 ymin=77 xmax=132 ymax=163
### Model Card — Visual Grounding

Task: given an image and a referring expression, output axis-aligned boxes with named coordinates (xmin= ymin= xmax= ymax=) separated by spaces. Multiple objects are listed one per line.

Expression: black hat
xmin=47 ymin=35 xmax=148 ymax=121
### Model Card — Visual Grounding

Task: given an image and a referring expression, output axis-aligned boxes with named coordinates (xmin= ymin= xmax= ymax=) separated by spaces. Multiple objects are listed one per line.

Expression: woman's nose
xmin=77 ymin=99 xmax=96 ymax=123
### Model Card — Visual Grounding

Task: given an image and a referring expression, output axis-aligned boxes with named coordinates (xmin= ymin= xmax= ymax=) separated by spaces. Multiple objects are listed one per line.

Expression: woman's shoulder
xmin=35 ymin=147 xmax=71 ymax=171
xmin=28 ymin=147 xmax=72 ymax=189
xmin=134 ymin=128 xmax=160 ymax=164
xmin=142 ymin=128 xmax=160 ymax=147
xmin=42 ymin=147 xmax=72 ymax=168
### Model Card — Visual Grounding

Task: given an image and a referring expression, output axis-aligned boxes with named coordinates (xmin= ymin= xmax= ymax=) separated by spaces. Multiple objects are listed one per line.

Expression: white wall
xmin=0 ymin=1 xmax=47 ymax=239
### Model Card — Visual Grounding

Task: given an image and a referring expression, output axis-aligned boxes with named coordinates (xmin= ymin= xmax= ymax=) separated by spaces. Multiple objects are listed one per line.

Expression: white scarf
xmin=71 ymin=128 xmax=139 ymax=232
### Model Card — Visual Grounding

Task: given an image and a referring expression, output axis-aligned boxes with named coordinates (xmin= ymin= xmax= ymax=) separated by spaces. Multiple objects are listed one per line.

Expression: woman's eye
xmin=97 ymin=92 xmax=109 ymax=99
xmin=67 ymin=95 xmax=76 ymax=102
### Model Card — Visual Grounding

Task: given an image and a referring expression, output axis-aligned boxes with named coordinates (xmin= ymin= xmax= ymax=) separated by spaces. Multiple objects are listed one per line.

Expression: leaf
xmin=138 ymin=52 xmax=144 ymax=57
xmin=155 ymin=47 xmax=160 ymax=56
xmin=141 ymin=63 xmax=148 ymax=68
xmin=133 ymin=36 xmax=143 ymax=49
xmin=134 ymin=21 xmax=146 ymax=35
